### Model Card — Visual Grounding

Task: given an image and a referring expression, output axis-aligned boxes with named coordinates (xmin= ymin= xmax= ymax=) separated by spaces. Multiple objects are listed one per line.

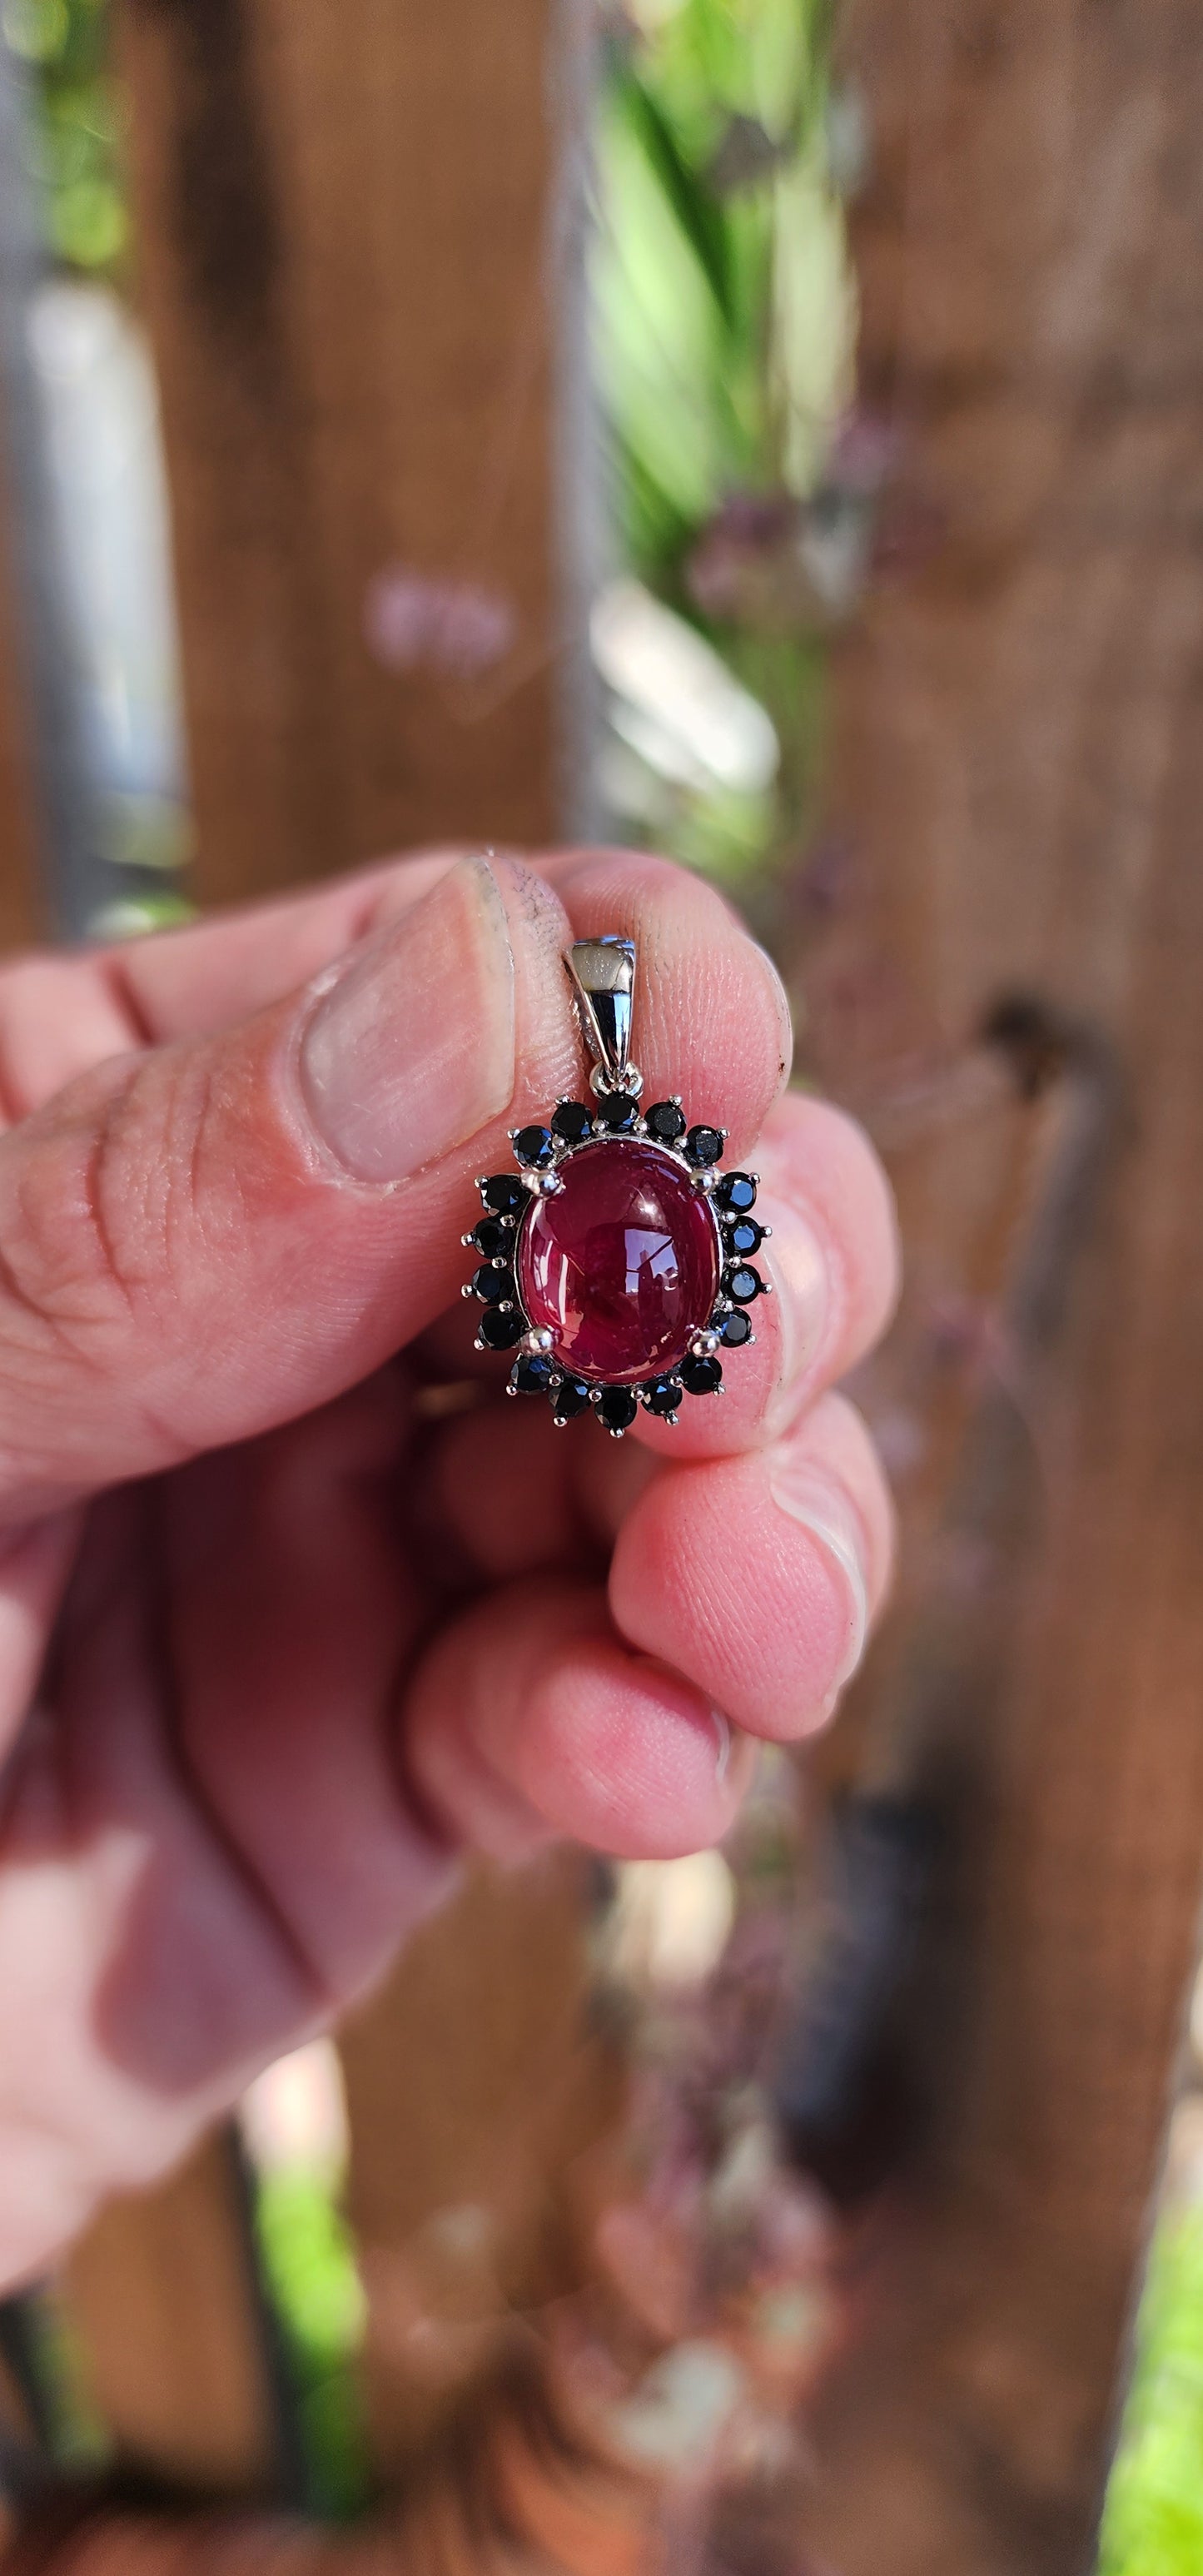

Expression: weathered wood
xmin=66 ymin=2131 xmax=282 ymax=2496
xmin=117 ymin=0 xmax=574 ymax=906
xmin=339 ymin=1854 xmax=625 ymax=2477
xmin=792 ymin=2 xmax=1203 ymax=2565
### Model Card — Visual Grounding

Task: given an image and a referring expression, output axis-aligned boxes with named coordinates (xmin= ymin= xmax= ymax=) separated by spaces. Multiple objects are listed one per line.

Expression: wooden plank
xmin=65 ymin=2130 xmax=282 ymax=2497
xmin=339 ymin=1853 xmax=626 ymax=2477
xmin=786 ymin=0 xmax=1203 ymax=2565
xmin=116 ymin=0 xmax=573 ymax=907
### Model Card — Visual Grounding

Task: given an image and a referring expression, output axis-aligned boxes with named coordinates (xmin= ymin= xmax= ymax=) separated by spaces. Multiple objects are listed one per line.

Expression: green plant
xmin=594 ymin=0 xmax=854 ymax=888
xmin=1100 ymin=2207 xmax=1203 ymax=2576
xmin=7 ymin=0 xmax=126 ymax=271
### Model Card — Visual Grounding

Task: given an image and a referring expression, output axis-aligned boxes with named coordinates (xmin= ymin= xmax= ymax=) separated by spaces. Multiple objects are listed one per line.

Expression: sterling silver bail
xmin=566 ymin=935 xmax=642 ymax=1097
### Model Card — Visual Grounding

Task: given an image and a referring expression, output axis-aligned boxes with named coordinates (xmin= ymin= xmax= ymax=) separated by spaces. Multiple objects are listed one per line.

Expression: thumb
xmin=0 ymin=854 xmax=581 ymax=1521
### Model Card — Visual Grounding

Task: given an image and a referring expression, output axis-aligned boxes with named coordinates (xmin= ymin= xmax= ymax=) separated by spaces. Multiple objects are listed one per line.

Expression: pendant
xmin=462 ymin=936 xmax=771 ymax=1435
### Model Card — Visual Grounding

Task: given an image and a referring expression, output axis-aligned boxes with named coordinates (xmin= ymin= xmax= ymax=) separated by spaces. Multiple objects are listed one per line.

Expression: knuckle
xmin=0 ymin=1057 xmax=189 ymax=1370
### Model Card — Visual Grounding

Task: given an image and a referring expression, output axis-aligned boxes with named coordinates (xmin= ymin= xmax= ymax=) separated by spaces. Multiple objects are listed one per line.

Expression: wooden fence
xmin=0 ymin=0 xmax=1196 ymax=2569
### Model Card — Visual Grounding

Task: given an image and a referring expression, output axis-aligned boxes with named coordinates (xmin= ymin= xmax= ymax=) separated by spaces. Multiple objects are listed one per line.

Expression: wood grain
xmin=339 ymin=1853 xmax=625 ymax=2477
xmin=66 ymin=2131 xmax=281 ymax=2495
xmin=117 ymin=0 xmax=574 ymax=907
xmin=791 ymin=1 xmax=1203 ymax=2565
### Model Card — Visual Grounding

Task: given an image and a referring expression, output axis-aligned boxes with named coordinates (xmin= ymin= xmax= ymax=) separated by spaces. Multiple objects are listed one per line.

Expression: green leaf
xmin=610 ymin=52 xmax=735 ymax=326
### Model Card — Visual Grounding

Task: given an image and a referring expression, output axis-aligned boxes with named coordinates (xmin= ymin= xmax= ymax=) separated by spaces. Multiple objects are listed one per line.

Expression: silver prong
xmin=460 ymin=1283 xmax=475 ymax=1299
xmin=608 ymin=1426 xmax=626 ymax=1440
xmin=762 ymin=1225 xmax=773 ymax=1238
xmin=759 ymin=1281 xmax=773 ymax=1295
xmin=475 ymin=1176 xmax=487 ymax=1189
xmin=460 ymin=1232 xmax=475 ymax=1247
xmin=505 ymin=1383 xmax=518 ymax=1398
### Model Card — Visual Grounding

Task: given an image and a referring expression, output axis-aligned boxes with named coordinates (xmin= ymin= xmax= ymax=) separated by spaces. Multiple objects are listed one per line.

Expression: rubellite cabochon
xmin=463 ymin=1092 xmax=772 ymax=1436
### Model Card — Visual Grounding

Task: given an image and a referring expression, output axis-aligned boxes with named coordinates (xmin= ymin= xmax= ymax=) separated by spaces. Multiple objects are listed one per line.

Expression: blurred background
xmin=0 ymin=2 xmax=1196 ymax=2571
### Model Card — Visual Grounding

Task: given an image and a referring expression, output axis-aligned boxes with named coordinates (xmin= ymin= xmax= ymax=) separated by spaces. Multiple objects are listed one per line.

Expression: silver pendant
xmin=462 ymin=936 xmax=770 ymax=1435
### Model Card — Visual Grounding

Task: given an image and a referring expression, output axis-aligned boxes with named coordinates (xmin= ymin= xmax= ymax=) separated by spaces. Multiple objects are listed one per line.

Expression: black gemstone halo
xmin=460 ymin=934 xmax=773 ymax=1437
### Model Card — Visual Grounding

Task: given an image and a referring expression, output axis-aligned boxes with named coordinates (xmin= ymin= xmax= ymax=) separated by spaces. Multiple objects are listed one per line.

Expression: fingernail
xmin=762 ymin=1201 xmax=830 ymax=1436
xmin=767 ymin=1461 xmax=869 ymax=1695
xmin=299 ymin=855 xmax=515 ymax=1182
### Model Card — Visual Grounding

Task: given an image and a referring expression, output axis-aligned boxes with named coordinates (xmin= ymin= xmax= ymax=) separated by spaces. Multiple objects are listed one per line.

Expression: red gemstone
xmin=517 ymin=1138 xmax=720 ymax=1386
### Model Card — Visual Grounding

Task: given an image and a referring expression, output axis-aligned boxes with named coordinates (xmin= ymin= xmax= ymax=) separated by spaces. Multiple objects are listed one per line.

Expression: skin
xmin=0 ymin=845 xmax=898 ymax=2289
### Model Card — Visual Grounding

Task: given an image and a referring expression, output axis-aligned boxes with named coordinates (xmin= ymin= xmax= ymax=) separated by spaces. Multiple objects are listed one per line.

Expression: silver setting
xmin=567 ymin=935 xmax=639 ymax=1094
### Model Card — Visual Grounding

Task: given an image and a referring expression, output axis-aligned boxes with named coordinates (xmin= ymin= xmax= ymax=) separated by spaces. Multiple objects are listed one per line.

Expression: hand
xmin=0 ymin=847 xmax=897 ymax=2286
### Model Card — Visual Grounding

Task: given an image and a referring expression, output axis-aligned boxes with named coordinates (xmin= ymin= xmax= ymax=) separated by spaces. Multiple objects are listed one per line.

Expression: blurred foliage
xmin=594 ymin=0 xmax=855 ymax=891
xmin=6 ymin=0 xmax=126 ymax=271
xmin=1101 ymin=2206 xmax=1203 ymax=2576
xmin=254 ymin=2166 xmax=370 ymax=2523
xmin=598 ymin=0 xmax=850 ymax=567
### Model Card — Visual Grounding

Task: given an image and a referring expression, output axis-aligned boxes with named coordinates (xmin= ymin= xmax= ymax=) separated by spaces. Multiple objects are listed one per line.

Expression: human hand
xmin=0 ymin=847 xmax=896 ymax=2285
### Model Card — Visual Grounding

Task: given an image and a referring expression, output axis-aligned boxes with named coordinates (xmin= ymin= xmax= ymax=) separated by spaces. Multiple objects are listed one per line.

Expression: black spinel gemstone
xmin=513 ymin=1123 xmax=555 ymax=1169
xmin=470 ymin=1215 xmax=513 ymax=1260
xmin=724 ymin=1263 xmax=763 ymax=1305
xmin=596 ymin=1385 xmax=639 ymax=1435
xmin=473 ymin=1264 xmax=513 ymax=1305
xmin=642 ymin=1375 xmax=681 ymax=1418
xmin=478 ymin=1307 xmax=524 ymax=1350
xmin=644 ymin=1099 xmax=687 ymax=1145
xmin=597 ymin=1092 xmax=639 ymax=1135
xmin=714 ymin=1171 xmax=757 ymax=1216
xmin=482 ymin=1171 xmax=528 ymax=1216
xmin=719 ymin=1307 xmax=753 ymax=1348
xmin=511 ymin=1353 xmax=556 ymax=1396
xmin=685 ymin=1123 xmax=723 ymax=1168
xmin=726 ymin=1216 xmax=764 ymax=1258
xmin=681 ymin=1354 xmax=723 ymax=1396
xmin=552 ymin=1099 xmax=594 ymax=1146
xmin=552 ymin=1375 xmax=592 ymax=1423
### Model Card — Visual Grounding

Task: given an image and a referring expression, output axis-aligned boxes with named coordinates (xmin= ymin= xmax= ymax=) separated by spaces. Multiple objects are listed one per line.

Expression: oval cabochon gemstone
xmin=518 ymin=1138 xmax=721 ymax=1386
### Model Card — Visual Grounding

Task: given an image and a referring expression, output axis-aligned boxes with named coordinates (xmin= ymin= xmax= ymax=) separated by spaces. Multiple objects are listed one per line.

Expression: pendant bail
xmin=566 ymin=937 xmax=640 ymax=1095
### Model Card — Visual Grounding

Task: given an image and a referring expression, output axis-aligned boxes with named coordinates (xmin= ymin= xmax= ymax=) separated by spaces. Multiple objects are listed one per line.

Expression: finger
xmin=162 ymin=1378 xmax=455 ymax=2002
xmin=0 ymin=1488 xmax=322 ymax=2273
xmin=556 ymin=847 xmax=793 ymax=1150
xmin=0 ymin=853 xmax=465 ymax=1122
xmin=628 ymin=1090 xmax=901 ymax=1460
xmin=0 ymin=1509 xmax=82 ymax=1759
xmin=0 ymin=848 xmax=793 ymax=1523
xmin=424 ymin=1382 xmax=660 ymax=1581
xmin=609 ymin=1392 xmax=893 ymax=1740
xmin=405 ymin=1578 xmax=755 ymax=1864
